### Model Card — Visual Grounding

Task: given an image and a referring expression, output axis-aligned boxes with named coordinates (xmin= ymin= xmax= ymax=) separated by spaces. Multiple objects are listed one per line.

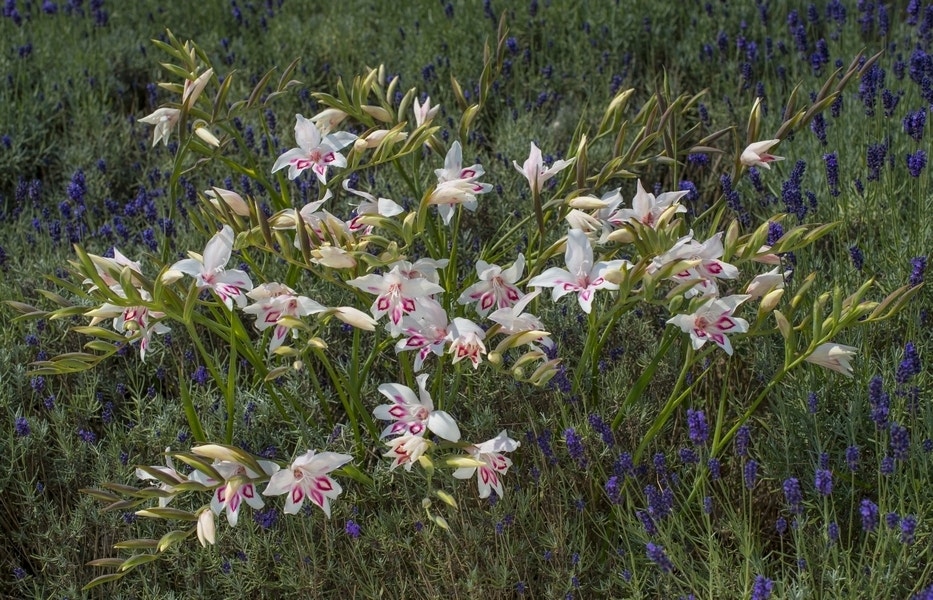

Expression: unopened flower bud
xmin=760 ymin=288 xmax=785 ymax=313
xmin=194 ymin=125 xmax=221 ymax=148
xmin=197 ymin=508 xmax=216 ymax=547
xmin=568 ymin=195 xmax=608 ymax=210
xmin=205 ymin=188 xmax=250 ymax=216
xmin=605 ymin=228 xmax=635 ymax=245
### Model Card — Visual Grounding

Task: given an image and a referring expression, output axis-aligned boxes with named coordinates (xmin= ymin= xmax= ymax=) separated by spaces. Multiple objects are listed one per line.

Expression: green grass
xmin=2 ymin=1 xmax=932 ymax=598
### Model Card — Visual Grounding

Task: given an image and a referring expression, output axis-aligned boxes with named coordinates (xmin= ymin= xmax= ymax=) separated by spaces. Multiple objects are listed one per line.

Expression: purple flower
xmin=909 ymin=256 xmax=927 ymax=287
xmin=868 ymin=376 xmax=890 ymax=428
xmin=645 ymin=485 xmax=674 ymax=520
xmin=13 ymin=566 xmax=26 ymax=580
xmin=687 ymin=409 xmax=709 ymax=445
xmin=775 ymin=517 xmax=788 ymax=535
xmin=637 ymin=509 xmax=657 ymax=536
xmin=828 ymin=521 xmax=840 ymax=543
xmin=860 ymin=499 xmax=879 ymax=532
xmin=766 ymin=222 xmax=784 ymax=246
xmin=605 ymin=476 xmax=622 ymax=504
xmin=614 ymin=452 xmax=634 ymax=476
xmin=901 ymin=515 xmax=917 ymax=544
xmin=192 ymin=365 xmax=210 ymax=386
xmin=345 ymin=519 xmax=361 ymax=538
xmin=823 ymin=152 xmax=840 ymax=196
xmin=735 ymin=424 xmax=751 ymax=457
xmin=707 ymin=458 xmax=721 ymax=481
xmin=866 ymin=140 xmax=888 ymax=181
xmin=783 ymin=478 xmax=803 ymax=514
xmin=890 ymin=423 xmax=910 ymax=460
xmin=751 ymin=575 xmax=774 ymax=600
xmin=15 ymin=416 xmax=30 ymax=437
xmin=721 ymin=173 xmax=749 ymax=227
xmin=77 ymin=428 xmax=97 ymax=444
xmin=807 ymin=392 xmax=818 ymax=414
xmin=587 ymin=413 xmax=615 ymax=447
xmin=880 ymin=455 xmax=896 ymax=476
xmin=814 ymin=469 xmax=832 ymax=496
xmin=645 ymin=542 xmax=674 ymax=573
xmin=897 ymin=342 xmax=921 ymax=384
xmin=907 ymin=150 xmax=927 ymax=178
xmin=536 ymin=429 xmax=557 ymax=465
xmin=253 ymin=507 xmax=279 ymax=530
xmin=564 ymin=428 xmax=587 ymax=468
xmin=903 ymin=108 xmax=926 ymax=141
xmin=886 ymin=512 xmax=901 ymax=529
xmin=744 ymin=460 xmax=759 ymax=489
xmin=849 ymin=246 xmax=864 ymax=271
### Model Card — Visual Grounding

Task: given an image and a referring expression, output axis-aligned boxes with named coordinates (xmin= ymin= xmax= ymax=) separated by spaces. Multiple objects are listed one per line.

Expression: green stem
xmin=634 ymin=346 xmax=705 ymax=462
xmin=611 ymin=327 xmax=678 ymax=430
xmin=309 ymin=345 xmax=360 ymax=449
xmin=178 ymin=374 xmax=206 ymax=442
xmin=710 ymin=352 xmax=809 ymax=456
xmin=573 ymin=309 xmax=599 ymax=406
xmin=225 ymin=323 xmax=238 ymax=444
xmin=445 ymin=207 xmax=462 ymax=314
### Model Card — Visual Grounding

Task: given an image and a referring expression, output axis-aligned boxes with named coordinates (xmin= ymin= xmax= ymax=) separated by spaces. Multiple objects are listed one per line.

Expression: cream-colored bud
xmin=605 ymin=228 xmax=635 ymax=245
xmin=567 ymin=195 xmax=609 ymax=210
xmin=160 ymin=269 xmax=184 ymax=285
xmin=197 ymin=508 xmax=216 ymax=547
xmin=194 ymin=125 xmax=220 ymax=148
xmin=760 ymin=288 xmax=785 ymax=313
xmin=312 ymin=246 xmax=357 ymax=269
xmin=359 ymin=129 xmax=408 ymax=149
xmin=603 ymin=269 xmax=623 ymax=285
xmin=362 ymin=105 xmax=392 ymax=122
xmin=331 ymin=306 xmax=377 ymax=331
xmin=204 ymin=188 xmax=251 ymax=216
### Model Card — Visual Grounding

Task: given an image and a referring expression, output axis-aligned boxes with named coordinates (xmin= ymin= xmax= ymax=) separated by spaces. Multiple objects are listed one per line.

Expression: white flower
xmin=804 ymin=342 xmax=858 ymax=377
xmin=189 ymin=458 xmax=280 ymax=527
xmin=272 ymin=114 xmax=356 ymax=183
xmin=457 ymin=254 xmax=525 ymax=317
xmin=139 ymin=108 xmax=180 ymax=147
xmin=262 ymin=450 xmax=353 ymax=516
xmin=446 ymin=317 xmax=487 ymax=369
xmin=740 ymin=139 xmax=784 ymax=169
xmin=667 ymin=295 xmax=751 ymax=355
xmin=166 ymin=225 xmax=253 ymax=310
xmin=607 ymin=180 xmax=688 ymax=229
xmin=452 ymin=430 xmax=520 ymax=499
xmin=413 ymin=96 xmax=439 ymax=127
xmin=512 ymin=142 xmax=574 ymax=194
xmin=374 ymin=374 xmax=461 ymax=442
xmin=528 ymin=229 xmax=629 ymax=314
xmin=384 ymin=434 xmax=432 ymax=471
xmin=241 ymin=283 xmax=325 ymax=353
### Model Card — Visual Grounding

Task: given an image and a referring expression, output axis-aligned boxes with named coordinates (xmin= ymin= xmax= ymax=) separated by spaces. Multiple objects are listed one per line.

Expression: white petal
xmin=427 ymin=410 xmax=461 ymax=442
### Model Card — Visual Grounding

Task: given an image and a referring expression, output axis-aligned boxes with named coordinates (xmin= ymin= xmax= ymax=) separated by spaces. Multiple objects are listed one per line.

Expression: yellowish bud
xmin=760 ymin=288 xmax=785 ymax=313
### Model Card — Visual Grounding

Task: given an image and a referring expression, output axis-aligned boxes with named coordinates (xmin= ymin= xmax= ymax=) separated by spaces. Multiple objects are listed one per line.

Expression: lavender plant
xmin=5 ymin=20 xmax=922 ymax=591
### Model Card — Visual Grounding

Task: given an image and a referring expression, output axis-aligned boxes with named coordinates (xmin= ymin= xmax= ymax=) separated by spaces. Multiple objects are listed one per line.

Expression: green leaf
xmin=82 ymin=572 xmax=127 ymax=591
xmin=119 ymin=553 xmax=161 ymax=571
xmin=86 ymin=558 xmax=125 ymax=568
xmin=79 ymin=488 xmax=121 ymax=502
xmin=335 ymin=463 xmax=375 ymax=489
xmin=113 ymin=539 xmax=160 ymax=550
xmin=157 ymin=529 xmax=192 ymax=552
xmin=135 ymin=507 xmax=198 ymax=521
